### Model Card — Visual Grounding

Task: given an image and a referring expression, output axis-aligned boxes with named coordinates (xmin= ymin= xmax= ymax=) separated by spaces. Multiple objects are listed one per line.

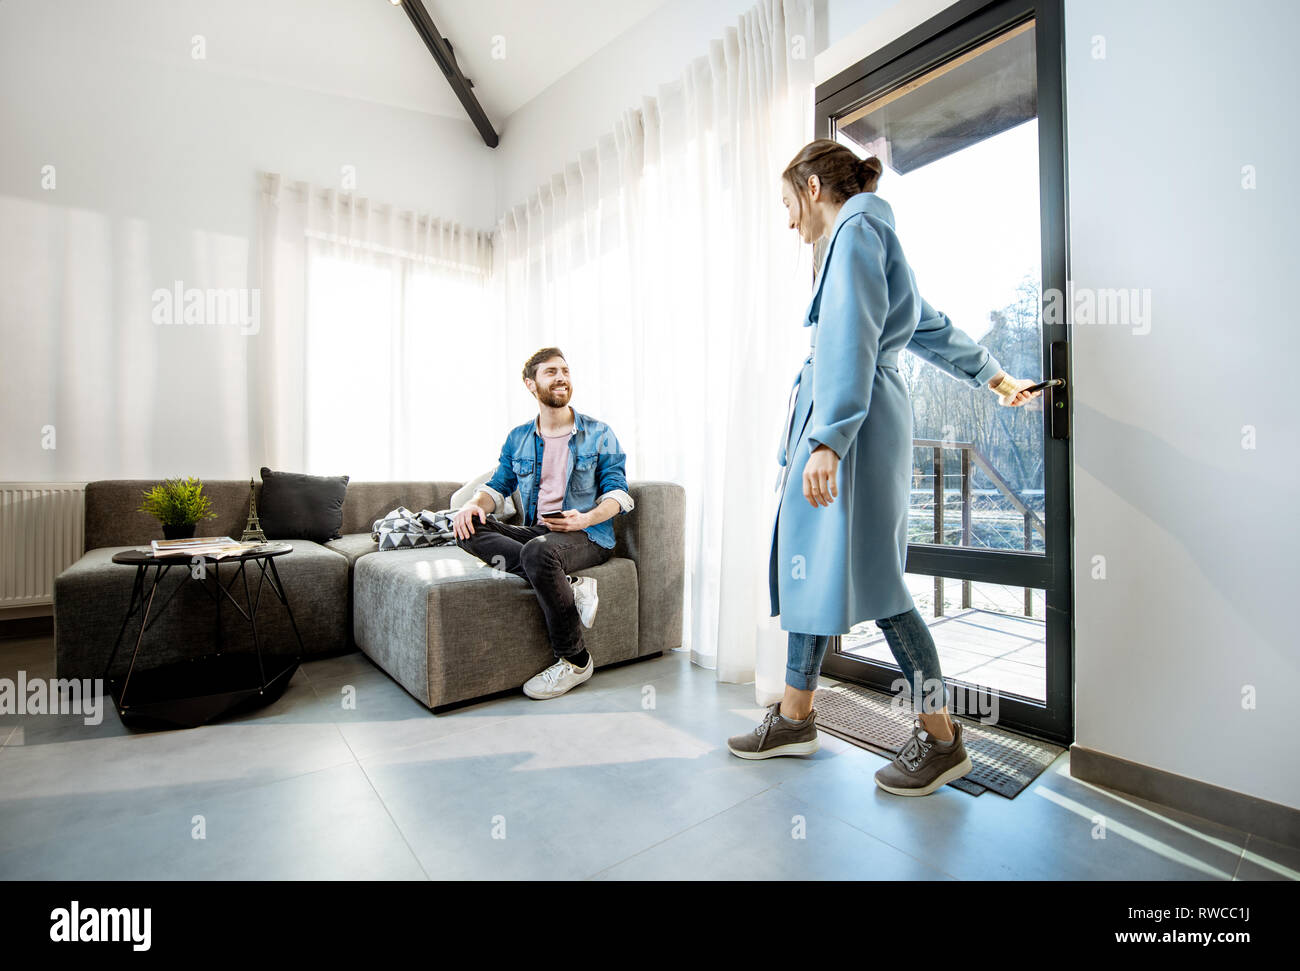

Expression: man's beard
xmin=539 ymin=384 xmax=571 ymax=408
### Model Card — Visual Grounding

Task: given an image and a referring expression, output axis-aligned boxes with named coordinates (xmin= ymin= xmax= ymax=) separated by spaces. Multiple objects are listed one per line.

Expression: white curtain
xmin=256 ymin=174 xmax=499 ymax=481
xmin=496 ymin=0 xmax=815 ymax=702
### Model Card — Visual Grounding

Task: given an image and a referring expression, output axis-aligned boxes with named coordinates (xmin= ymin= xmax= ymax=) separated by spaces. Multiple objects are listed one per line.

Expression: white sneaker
xmin=569 ymin=575 xmax=599 ymax=628
xmin=523 ymin=655 xmax=594 ymax=700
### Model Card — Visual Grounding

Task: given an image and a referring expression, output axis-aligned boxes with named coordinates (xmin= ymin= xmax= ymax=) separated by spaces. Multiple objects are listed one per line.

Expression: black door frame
xmin=815 ymin=0 xmax=1073 ymax=744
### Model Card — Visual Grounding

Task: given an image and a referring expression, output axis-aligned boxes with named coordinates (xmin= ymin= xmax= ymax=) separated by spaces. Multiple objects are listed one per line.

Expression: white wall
xmin=819 ymin=0 xmax=1300 ymax=809
xmin=817 ymin=0 xmax=951 ymax=79
xmin=1064 ymin=0 xmax=1299 ymax=808
xmin=0 ymin=0 xmax=494 ymax=482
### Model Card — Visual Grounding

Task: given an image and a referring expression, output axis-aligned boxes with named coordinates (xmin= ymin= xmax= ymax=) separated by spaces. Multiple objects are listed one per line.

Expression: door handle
xmin=1049 ymin=340 xmax=1069 ymax=440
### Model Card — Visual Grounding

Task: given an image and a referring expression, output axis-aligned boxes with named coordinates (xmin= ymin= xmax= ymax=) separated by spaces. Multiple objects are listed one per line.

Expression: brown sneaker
xmin=873 ymin=717 xmax=973 ymax=796
xmin=727 ymin=703 xmax=820 ymax=759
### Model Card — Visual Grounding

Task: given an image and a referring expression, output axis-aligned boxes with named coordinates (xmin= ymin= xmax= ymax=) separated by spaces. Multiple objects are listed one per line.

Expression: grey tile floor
xmin=1 ymin=634 xmax=1295 ymax=881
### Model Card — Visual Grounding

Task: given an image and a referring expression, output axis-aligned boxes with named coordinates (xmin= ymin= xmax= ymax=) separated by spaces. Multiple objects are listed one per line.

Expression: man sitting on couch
xmin=453 ymin=347 xmax=635 ymax=700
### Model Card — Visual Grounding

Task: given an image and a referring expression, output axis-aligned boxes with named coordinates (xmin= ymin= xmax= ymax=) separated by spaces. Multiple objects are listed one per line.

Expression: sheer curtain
xmin=256 ymin=173 xmax=499 ymax=482
xmin=496 ymin=0 xmax=815 ymax=702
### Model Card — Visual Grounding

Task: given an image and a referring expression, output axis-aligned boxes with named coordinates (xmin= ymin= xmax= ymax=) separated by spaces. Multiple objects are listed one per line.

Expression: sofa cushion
xmin=352 ymin=545 xmax=638 ymax=708
xmin=338 ymin=482 xmax=458 ymax=535
xmin=324 ymin=532 xmax=379 ymax=566
xmin=258 ymin=468 xmax=349 ymax=542
xmin=84 ymin=480 xmax=257 ymax=552
xmin=54 ymin=540 xmax=350 ymax=681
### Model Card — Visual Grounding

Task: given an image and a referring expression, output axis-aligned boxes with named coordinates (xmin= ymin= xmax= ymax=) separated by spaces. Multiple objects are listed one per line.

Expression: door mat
xmin=812 ymin=682 xmax=1064 ymax=798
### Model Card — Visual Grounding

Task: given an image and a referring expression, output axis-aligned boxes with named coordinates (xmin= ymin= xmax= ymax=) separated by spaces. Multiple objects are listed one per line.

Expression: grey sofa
xmin=54 ymin=479 xmax=685 ymax=710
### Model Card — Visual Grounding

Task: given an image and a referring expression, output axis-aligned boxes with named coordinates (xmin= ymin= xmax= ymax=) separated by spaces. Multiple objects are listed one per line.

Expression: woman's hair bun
xmin=858 ymin=154 xmax=883 ymax=190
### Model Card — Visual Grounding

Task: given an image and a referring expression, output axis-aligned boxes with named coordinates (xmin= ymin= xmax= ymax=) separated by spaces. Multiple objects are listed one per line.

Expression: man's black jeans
xmin=456 ymin=518 xmax=612 ymax=659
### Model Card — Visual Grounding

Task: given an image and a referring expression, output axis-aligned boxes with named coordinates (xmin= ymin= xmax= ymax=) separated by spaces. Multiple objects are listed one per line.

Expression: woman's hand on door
xmin=989 ymin=372 xmax=1043 ymax=408
xmin=804 ymin=444 xmax=840 ymax=507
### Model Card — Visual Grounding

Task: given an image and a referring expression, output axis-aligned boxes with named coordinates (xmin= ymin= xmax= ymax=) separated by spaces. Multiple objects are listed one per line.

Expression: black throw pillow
xmin=258 ymin=468 xmax=349 ymax=543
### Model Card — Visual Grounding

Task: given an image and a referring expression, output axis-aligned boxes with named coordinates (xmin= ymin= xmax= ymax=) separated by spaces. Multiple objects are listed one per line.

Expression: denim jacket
xmin=476 ymin=408 xmax=634 ymax=550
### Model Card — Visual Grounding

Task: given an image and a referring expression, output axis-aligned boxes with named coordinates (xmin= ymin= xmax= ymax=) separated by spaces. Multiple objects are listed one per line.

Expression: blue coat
xmin=768 ymin=192 xmax=1004 ymax=634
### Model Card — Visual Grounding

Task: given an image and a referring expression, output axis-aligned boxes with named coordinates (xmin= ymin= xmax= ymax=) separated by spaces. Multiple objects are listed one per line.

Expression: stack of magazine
xmin=147 ymin=536 xmax=285 ymax=559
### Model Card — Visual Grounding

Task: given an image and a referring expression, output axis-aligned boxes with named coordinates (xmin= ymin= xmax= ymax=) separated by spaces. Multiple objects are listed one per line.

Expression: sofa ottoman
xmin=352 ymin=544 xmax=639 ymax=709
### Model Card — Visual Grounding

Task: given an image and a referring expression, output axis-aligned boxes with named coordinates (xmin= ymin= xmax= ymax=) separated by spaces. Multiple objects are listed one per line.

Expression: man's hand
xmin=803 ymin=444 xmax=839 ymax=508
xmin=453 ymin=504 xmax=488 ymax=541
xmin=541 ymin=509 xmax=591 ymax=531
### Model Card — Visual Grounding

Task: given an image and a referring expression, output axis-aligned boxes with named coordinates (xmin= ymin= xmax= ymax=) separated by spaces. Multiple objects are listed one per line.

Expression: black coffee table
xmin=103 ymin=543 xmax=304 ymax=728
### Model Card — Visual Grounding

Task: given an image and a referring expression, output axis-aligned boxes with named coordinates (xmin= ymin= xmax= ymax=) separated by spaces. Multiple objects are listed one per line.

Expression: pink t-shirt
xmin=536 ymin=428 xmax=573 ymax=516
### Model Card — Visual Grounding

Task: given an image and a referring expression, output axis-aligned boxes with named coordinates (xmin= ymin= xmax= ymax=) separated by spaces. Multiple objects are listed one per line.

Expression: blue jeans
xmin=785 ymin=607 xmax=950 ymax=711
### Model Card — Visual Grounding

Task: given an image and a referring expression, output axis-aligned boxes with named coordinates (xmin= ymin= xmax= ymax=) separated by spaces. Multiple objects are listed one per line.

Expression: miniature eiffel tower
xmin=240 ymin=478 xmax=267 ymax=542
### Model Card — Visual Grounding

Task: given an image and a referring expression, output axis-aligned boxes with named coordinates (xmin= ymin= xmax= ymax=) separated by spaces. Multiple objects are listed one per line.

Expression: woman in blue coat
xmin=727 ymin=139 xmax=1042 ymax=795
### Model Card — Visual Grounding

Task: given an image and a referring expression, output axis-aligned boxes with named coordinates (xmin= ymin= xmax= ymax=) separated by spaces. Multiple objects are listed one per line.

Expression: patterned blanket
xmin=371 ymin=506 xmax=458 ymax=551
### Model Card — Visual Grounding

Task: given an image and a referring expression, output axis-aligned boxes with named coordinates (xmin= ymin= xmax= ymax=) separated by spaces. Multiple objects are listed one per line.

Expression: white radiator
xmin=0 ymin=483 xmax=86 ymax=608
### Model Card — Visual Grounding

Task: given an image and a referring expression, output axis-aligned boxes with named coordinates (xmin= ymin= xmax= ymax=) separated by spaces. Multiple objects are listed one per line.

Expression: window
xmin=304 ymin=243 xmax=495 ymax=481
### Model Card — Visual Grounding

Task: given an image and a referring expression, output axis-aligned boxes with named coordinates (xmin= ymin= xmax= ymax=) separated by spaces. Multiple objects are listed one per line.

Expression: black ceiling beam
xmin=399 ymin=0 xmax=499 ymax=148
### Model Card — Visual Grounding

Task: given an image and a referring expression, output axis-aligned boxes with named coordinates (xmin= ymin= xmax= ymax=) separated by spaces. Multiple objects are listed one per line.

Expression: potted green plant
xmin=138 ymin=477 xmax=218 ymax=539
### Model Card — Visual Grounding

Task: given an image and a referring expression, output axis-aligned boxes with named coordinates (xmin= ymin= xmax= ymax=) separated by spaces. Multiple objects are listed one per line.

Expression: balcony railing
xmin=909 ymin=438 xmax=1045 ymax=617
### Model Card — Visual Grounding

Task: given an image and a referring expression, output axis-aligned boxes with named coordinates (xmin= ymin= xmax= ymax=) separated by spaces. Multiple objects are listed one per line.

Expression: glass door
xmin=817 ymin=0 xmax=1072 ymax=743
